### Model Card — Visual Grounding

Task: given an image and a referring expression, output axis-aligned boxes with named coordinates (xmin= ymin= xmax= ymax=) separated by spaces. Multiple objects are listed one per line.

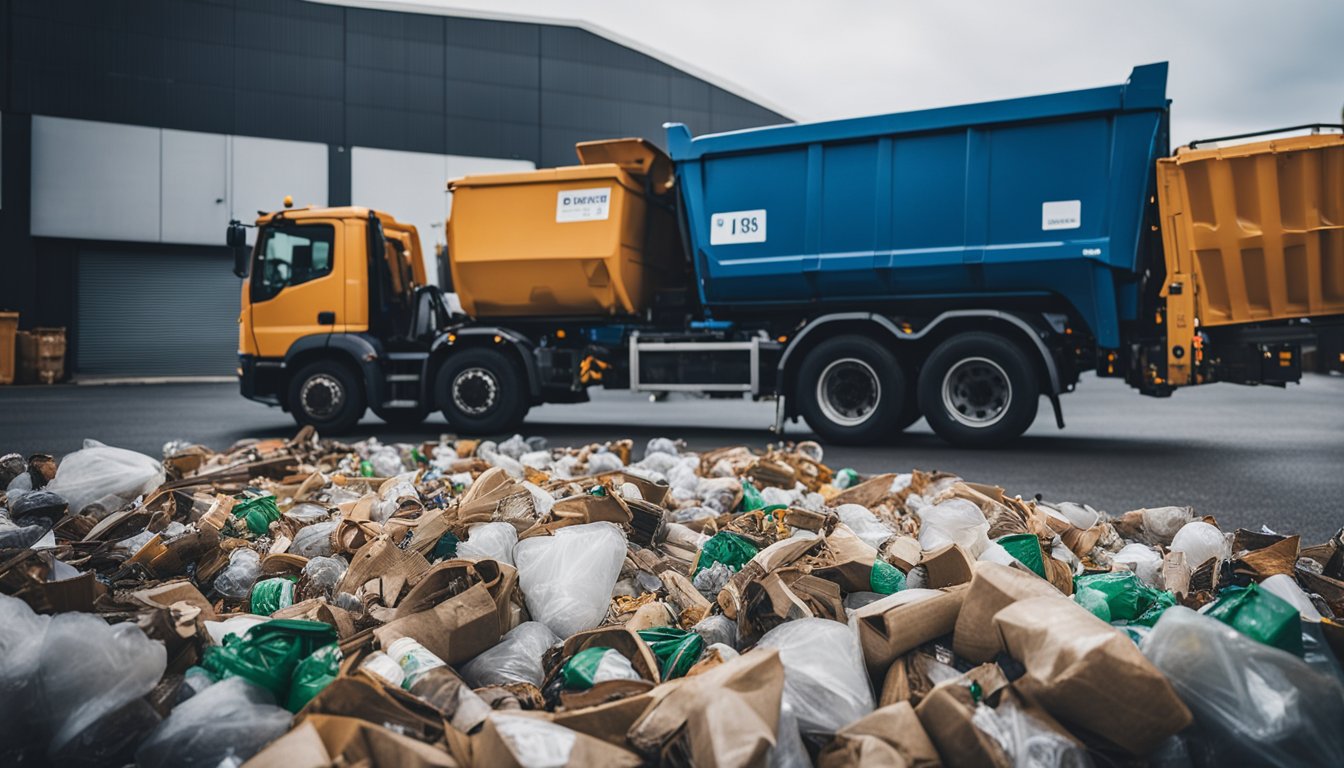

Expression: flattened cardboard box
xmin=953 ymin=561 xmax=1060 ymax=662
xmin=818 ymin=701 xmax=941 ymax=768
xmin=243 ymin=714 xmax=458 ymax=768
xmin=854 ymin=584 xmax=969 ymax=681
xmin=374 ymin=581 xmax=501 ymax=664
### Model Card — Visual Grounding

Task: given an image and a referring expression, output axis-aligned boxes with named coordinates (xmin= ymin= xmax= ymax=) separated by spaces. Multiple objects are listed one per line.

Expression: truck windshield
xmin=251 ymin=224 xmax=335 ymax=302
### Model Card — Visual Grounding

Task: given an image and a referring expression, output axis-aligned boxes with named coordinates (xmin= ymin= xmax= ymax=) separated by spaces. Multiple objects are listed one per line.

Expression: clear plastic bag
xmin=0 ymin=595 xmax=52 ymax=746
xmin=1142 ymin=606 xmax=1344 ymax=766
xmin=916 ymin=498 xmax=991 ymax=557
xmin=1168 ymin=522 xmax=1229 ymax=567
xmin=835 ymin=504 xmax=894 ymax=550
xmin=691 ymin=614 xmax=738 ymax=650
xmin=1113 ymin=543 xmax=1164 ymax=588
xmin=135 ymin=677 xmax=292 ymax=768
xmin=288 ymin=521 xmax=337 ymax=559
xmin=513 ymin=521 xmax=628 ymax=638
xmin=457 ymin=521 xmax=519 ymax=567
xmin=45 ymin=440 xmax=164 ymax=518
xmin=37 ymin=610 xmax=167 ymax=753
xmin=645 ymin=437 xmax=680 ymax=457
xmin=757 ymin=618 xmax=874 ymax=736
xmin=213 ymin=548 xmax=262 ymax=600
xmin=971 ymin=697 xmax=1093 ymax=768
xmin=585 ymin=451 xmax=625 ymax=474
xmin=300 ymin=555 xmax=347 ymax=600
xmin=768 ymin=701 xmax=812 ymax=768
xmin=461 ymin=621 xmax=560 ymax=688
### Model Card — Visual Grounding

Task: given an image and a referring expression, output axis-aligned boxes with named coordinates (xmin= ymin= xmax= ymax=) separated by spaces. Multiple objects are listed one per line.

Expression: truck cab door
xmin=248 ymin=220 xmax=345 ymax=358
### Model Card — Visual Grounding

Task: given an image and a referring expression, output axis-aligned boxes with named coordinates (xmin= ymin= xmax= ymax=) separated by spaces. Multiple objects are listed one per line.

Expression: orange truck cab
xmin=231 ymin=204 xmax=452 ymax=432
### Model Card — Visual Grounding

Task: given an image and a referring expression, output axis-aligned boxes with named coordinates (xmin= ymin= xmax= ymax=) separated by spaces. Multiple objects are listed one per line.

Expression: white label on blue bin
xmin=556 ymin=187 xmax=612 ymax=223
xmin=1042 ymin=200 xmax=1081 ymax=230
xmin=710 ymin=209 xmax=767 ymax=245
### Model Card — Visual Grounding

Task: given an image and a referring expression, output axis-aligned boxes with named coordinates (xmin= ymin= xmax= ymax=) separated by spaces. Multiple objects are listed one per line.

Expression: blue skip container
xmin=666 ymin=64 xmax=1170 ymax=347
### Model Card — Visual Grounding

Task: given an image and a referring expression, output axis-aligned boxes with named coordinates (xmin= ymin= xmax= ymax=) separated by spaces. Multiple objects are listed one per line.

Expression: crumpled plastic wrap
xmin=1142 ymin=606 xmax=1344 ymax=766
xmin=513 ymin=522 xmax=628 ymax=638
xmin=971 ymin=698 xmax=1093 ymax=768
xmin=213 ymin=548 xmax=262 ymax=600
xmin=45 ymin=440 xmax=165 ymax=518
xmin=757 ymin=618 xmax=874 ymax=736
xmin=37 ymin=608 xmax=168 ymax=753
xmin=461 ymin=621 xmax=560 ymax=688
xmin=457 ymin=521 xmax=520 ymax=567
xmin=134 ymin=677 xmax=291 ymax=768
xmin=916 ymin=498 xmax=991 ymax=557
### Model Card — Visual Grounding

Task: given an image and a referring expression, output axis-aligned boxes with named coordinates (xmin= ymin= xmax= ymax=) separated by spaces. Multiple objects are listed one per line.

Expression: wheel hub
xmin=300 ymin=374 xmax=345 ymax=419
xmin=816 ymin=357 xmax=881 ymax=427
xmin=453 ymin=367 xmax=499 ymax=416
xmin=942 ymin=356 xmax=1012 ymax=427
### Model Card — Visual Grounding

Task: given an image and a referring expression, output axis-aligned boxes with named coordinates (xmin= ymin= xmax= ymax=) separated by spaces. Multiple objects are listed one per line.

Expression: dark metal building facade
xmin=0 ymin=0 xmax=785 ymax=375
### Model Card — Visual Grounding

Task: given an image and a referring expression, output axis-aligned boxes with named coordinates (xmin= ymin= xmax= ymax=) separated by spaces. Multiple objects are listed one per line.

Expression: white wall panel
xmin=31 ymin=116 xmax=161 ymax=241
xmin=230 ymin=136 xmax=328 ymax=243
xmin=351 ymin=146 xmax=533 ymax=284
xmin=161 ymin=129 xmax=229 ymax=246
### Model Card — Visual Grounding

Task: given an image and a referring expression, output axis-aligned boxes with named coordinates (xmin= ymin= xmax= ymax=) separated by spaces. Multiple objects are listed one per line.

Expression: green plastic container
xmin=202 ymin=619 xmax=338 ymax=698
xmin=232 ymin=495 xmax=281 ymax=535
xmin=1205 ymin=583 xmax=1303 ymax=656
xmin=997 ymin=533 xmax=1046 ymax=578
xmin=739 ymin=481 xmax=765 ymax=513
xmin=1073 ymin=571 xmax=1174 ymax=627
xmin=286 ymin=643 xmax=342 ymax=712
xmin=250 ymin=576 xmax=297 ymax=616
xmin=694 ymin=531 xmax=759 ymax=575
xmin=870 ymin=559 xmax=907 ymax=594
xmin=637 ymin=627 xmax=705 ymax=680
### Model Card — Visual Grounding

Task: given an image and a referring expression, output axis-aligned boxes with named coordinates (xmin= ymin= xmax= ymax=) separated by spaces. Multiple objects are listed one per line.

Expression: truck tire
xmin=895 ymin=395 xmax=923 ymax=431
xmin=797 ymin=335 xmax=907 ymax=445
xmin=288 ymin=360 xmax=366 ymax=435
xmin=917 ymin=332 xmax=1039 ymax=447
xmin=435 ymin=348 xmax=530 ymax=435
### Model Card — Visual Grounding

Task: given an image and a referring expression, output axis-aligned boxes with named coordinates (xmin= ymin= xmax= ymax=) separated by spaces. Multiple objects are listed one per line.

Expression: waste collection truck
xmin=229 ymin=62 xmax=1344 ymax=446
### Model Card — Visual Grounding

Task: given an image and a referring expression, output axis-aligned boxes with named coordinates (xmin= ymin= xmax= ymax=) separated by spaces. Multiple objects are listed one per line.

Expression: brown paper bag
xmin=914 ymin=677 xmax=1010 ymax=767
xmin=242 ymin=714 xmax=459 ymax=768
xmin=854 ymin=585 xmax=968 ymax=682
xmin=374 ymin=581 xmax=501 ymax=664
xmin=818 ymin=701 xmax=941 ymax=768
xmin=298 ymin=675 xmax=445 ymax=745
xmin=993 ymin=595 xmax=1193 ymax=755
xmin=953 ymin=562 xmax=1060 ymax=662
xmin=474 ymin=713 xmax=643 ymax=767
xmin=628 ymin=648 xmax=785 ymax=768
xmin=919 ymin=543 xmax=976 ymax=588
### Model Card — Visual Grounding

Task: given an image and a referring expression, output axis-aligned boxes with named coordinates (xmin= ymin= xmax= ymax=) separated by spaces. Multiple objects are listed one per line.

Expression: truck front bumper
xmin=238 ymin=354 xmax=284 ymax=407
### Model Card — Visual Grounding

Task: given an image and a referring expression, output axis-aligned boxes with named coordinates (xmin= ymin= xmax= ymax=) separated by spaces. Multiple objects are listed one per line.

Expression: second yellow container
xmin=447 ymin=139 xmax=683 ymax=318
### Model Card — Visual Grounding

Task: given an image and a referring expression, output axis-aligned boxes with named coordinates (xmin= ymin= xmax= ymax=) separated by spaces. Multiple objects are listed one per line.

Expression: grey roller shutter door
xmin=76 ymin=251 xmax=242 ymax=376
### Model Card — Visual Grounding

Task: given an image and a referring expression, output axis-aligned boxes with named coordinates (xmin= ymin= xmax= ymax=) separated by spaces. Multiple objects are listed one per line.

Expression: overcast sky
xmin=353 ymin=0 xmax=1343 ymax=146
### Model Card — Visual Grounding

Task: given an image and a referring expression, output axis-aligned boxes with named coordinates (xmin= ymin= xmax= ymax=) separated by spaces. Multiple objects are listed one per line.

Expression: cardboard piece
xmin=474 ymin=713 xmax=642 ymax=768
xmin=993 ymin=595 xmax=1193 ymax=755
xmin=809 ymin=524 xmax=881 ymax=593
xmin=881 ymin=536 xmax=923 ymax=572
xmin=953 ymin=562 xmax=1060 ymax=663
xmin=337 ymin=536 xmax=431 ymax=597
xmin=242 ymin=714 xmax=459 ymax=768
xmin=521 ymin=491 xmax=632 ymax=539
xmin=915 ymin=677 xmax=1010 ymax=767
xmin=628 ymin=648 xmax=785 ymax=768
xmin=817 ymin=701 xmax=941 ymax=768
xmin=919 ymin=544 xmax=975 ymax=589
xmin=550 ymin=688 xmax=663 ymax=747
xmin=374 ymin=581 xmax=501 ymax=665
xmin=854 ymin=585 xmax=969 ymax=682
xmin=299 ymin=675 xmax=446 ymax=745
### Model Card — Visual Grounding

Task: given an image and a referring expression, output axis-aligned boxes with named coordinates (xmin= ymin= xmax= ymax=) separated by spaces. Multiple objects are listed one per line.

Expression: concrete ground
xmin=1 ymin=373 xmax=1341 ymax=541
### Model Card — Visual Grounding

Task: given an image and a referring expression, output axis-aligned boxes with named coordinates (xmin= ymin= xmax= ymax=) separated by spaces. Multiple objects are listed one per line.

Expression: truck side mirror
xmin=227 ymin=221 xmax=250 ymax=278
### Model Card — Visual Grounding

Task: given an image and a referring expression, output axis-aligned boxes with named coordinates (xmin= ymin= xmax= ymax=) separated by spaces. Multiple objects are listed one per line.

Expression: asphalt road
xmin=1 ymin=374 xmax=1341 ymax=541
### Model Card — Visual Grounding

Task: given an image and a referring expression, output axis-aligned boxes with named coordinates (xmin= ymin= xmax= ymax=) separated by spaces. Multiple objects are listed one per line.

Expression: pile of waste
xmin=1 ymin=429 xmax=1342 ymax=767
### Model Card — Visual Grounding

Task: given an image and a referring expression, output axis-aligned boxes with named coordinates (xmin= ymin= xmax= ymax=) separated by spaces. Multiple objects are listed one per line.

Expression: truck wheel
xmin=288 ymin=360 xmax=366 ymax=435
xmin=917 ymin=332 xmax=1039 ymax=447
xmin=895 ymin=394 xmax=923 ymax=431
xmin=797 ymin=335 xmax=907 ymax=445
xmin=435 ymin=348 xmax=530 ymax=435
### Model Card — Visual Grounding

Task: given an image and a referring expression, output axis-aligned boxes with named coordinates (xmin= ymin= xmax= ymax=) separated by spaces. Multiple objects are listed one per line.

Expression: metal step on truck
xmin=229 ymin=63 xmax=1344 ymax=447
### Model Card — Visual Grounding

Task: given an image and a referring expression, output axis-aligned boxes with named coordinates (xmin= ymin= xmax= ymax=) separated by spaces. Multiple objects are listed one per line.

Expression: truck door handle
xmin=317 ymin=311 xmax=336 ymax=325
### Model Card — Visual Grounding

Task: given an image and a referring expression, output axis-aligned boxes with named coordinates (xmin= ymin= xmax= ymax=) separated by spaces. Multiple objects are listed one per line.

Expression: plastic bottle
xmin=387 ymin=637 xmax=490 ymax=733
